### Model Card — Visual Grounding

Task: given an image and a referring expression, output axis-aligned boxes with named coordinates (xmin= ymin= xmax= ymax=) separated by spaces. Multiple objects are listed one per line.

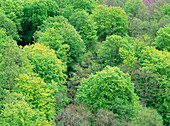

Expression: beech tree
xmin=97 ymin=35 xmax=135 ymax=68
xmin=139 ymin=47 xmax=170 ymax=125
xmin=13 ymin=74 xmax=55 ymax=121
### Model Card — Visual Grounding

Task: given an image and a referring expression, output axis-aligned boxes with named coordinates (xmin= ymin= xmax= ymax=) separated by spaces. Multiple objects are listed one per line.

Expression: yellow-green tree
xmin=0 ymin=92 xmax=52 ymax=126
xmin=24 ymin=43 xmax=67 ymax=84
xmin=13 ymin=74 xmax=55 ymax=121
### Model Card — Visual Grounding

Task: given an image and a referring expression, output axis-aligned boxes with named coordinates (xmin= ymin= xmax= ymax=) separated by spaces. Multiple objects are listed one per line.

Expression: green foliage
xmin=21 ymin=0 xmax=60 ymax=43
xmin=131 ymin=68 xmax=161 ymax=107
xmin=91 ymin=5 xmax=128 ymax=40
xmin=69 ymin=10 xmax=97 ymax=51
xmin=0 ymin=92 xmax=51 ymax=126
xmin=67 ymin=52 xmax=101 ymax=99
xmin=154 ymin=24 xmax=170 ymax=51
xmin=139 ymin=47 xmax=170 ymax=125
xmin=124 ymin=0 xmax=146 ymax=18
xmin=24 ymin=43 xmax=67 ymax=84
xmin=0 ymin=0 xmax=26 ymax=32
xmin=132 ymin=108 xmax=163 ymax=126
xmin=0 ymin=37 xmax=32 ymax=90
xmin=64 ymin=0 xmax=96 ymax=14
xmin=47 ymin=81 xmax=70 ymax=113
xmin=162 ymin=4 xmax=170 ymax=17
xmin=37 ymin=16 xmax=86 ymax=64
xmin=13 ymin=73 xmax=55 ymax=121
xmin=97 ymin=35 xmax=135 ymax=68
xmin=104 ymin=0 xmax=128 ymax=8
xmin=0 ymin=12 xmax=19 ymax=40
xmin=34 ymin=27 xmax=70 ymax=64
xmin=77 ymin=66 xmax=139 ymax=119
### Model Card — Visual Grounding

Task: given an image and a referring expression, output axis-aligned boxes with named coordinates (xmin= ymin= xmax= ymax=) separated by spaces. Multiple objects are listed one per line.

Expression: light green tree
xmin=77 ymin=66 xmax=140 ymax=119
xmin=154 ymin=24 xmax=170 ymax=51
xmin=34 ymin=27 xmax=70 ymax=64
xmin=24 ymin=43 xmax=67 ymax=84
xmin=36 ymin=16 xmax=86 ymax=64
xmin=13 ymin=73 xmax=55 ymax=121
xmin=0 ymin=92 xmax=52 ymax=126
xmin=91 ymin=5 xmax=128 ymax=40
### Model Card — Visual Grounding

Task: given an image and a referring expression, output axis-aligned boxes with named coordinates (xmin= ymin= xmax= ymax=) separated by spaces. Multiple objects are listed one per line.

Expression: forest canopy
xmin=0 ymin=0 xmax=169 ymax=125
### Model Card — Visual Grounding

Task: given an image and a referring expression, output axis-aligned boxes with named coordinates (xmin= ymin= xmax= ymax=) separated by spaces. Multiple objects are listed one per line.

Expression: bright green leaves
xmin=0 ymin=92 xmax=51 ymax=126
xmin=63 ymin=0 xmax=96 ymax=15
xmin=13 ymin=74 xmax=55 ymax=121
xmin=77 ymin=66 xmax=139 ymax=119
xmin=154 ymin=24 xmax=170 ymax=51
xmin=0 ymin=0 xmax=26 ymax=32
xmin=24 ymin=43 xmax=67 ymax=84
xmin=36 ymin=16 xmax=86 ymax=64
xmin=91 ymin=5 xmax=128 ymax=40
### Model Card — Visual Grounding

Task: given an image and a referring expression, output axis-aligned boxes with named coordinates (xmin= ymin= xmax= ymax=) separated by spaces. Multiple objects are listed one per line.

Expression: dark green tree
xmin=21 ymin=0 xmax=60 ymax=43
